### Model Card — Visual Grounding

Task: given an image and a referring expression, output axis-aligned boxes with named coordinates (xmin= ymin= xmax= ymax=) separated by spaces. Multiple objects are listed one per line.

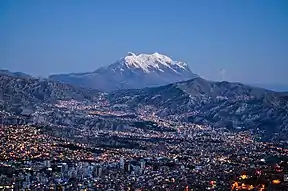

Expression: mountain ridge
xmin=0 ymin=74 xmax=101 ymax=115
xmin=109 ymin=77 xmax=288 ymax=141
xmin=0 ymin=69 xmax=33 ymax=79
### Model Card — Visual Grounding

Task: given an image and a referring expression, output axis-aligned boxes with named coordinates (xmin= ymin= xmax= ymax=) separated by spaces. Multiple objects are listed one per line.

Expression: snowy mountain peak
xmin=120 ymin=52 xmax=188 ymax=73
xmin=127 ymin=52 xmax=136 ymax=56
xmin=49 ymin=52 xmax=199 ymax=92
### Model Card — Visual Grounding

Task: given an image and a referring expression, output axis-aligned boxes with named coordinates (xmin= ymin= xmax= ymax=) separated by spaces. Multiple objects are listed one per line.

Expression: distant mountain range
xmin=2 ymin=52 xmax=287 ymax=93
xmin=49 ymin=52 xmax=199 ymax=92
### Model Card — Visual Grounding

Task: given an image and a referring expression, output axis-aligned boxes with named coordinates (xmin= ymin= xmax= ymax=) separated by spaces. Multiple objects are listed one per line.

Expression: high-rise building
xmin=120 ymin=157 xmax=125 ymax=170
xmin=140 ymin=160 xmax=145 ymax=174
xmin=94 ymin=165 xmax=102 ymax=178
xmin=44 ymin=160 xmax=51 ymax=168
xmin=124 ymin=162 xmax=131 ymax=173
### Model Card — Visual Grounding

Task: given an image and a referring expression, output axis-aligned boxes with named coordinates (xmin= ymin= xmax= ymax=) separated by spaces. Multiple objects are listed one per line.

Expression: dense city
xmin=0 ymin=98 xmax=288 ymax=190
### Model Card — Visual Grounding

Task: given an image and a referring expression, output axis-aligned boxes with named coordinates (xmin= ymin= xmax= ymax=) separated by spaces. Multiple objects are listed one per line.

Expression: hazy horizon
xmin=1 ymin=0 xmax=287 ymax=85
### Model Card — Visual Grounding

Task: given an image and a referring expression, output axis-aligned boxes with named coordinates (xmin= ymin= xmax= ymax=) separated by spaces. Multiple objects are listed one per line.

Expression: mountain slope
xmin=109 ymin=78 xmax=288 ymax=141
xmin=49 ymin=52 xmax=198 ymax=92
xmin=1 ymin=72 xmax=288 ymax=141
xmin=0 ymin=69 xmax=33 ymax=78
xmin=0 ymin=74 xmax=101 ymax=114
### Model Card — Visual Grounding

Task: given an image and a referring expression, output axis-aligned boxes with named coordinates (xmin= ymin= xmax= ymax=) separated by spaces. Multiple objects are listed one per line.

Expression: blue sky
xmin=0 ymin=0 xmax=287 ymax=84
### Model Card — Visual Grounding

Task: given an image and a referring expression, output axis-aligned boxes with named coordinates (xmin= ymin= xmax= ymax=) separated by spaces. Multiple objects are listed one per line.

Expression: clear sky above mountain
xmin=0 ymin=0 xmax=287 ymax=84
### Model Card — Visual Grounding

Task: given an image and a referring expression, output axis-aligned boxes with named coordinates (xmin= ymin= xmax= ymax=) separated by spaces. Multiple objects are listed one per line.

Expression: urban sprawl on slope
xmin=0 ymin=99 xmax=288 ymax=191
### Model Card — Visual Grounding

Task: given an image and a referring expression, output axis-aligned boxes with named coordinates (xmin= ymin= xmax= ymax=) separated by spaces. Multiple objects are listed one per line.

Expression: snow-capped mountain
xmin=49 ymin=52 xmax=199 ymax=92
xmin=118 ymin=52 xmax=189 ymax=74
